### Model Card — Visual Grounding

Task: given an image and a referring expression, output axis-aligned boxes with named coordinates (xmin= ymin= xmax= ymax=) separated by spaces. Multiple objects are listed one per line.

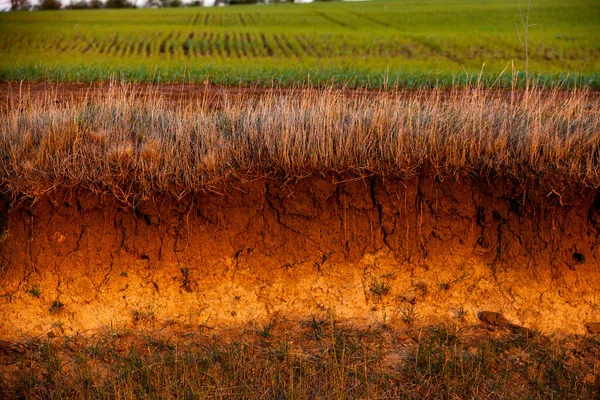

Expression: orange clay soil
xmin=0 ymin=173 xmax=599 ymax=340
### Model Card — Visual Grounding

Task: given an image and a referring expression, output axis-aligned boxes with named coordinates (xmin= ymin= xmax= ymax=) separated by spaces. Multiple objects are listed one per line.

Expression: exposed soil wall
xmin=1 ymin=174 xmax=599 ymax=339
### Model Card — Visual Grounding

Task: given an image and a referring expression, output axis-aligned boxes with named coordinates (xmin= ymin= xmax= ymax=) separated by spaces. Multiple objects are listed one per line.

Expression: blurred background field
xmin=1 ymin=0 xmax=599 ymax=88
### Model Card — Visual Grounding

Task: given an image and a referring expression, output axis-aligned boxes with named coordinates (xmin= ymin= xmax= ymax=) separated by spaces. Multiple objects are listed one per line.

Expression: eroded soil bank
xmin=1 ymin=174 xmax=599 ymax=339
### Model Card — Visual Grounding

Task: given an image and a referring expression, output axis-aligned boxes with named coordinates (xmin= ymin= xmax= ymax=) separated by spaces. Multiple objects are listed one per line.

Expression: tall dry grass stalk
xmin=1 ymin=84 xmax=599 ymax=202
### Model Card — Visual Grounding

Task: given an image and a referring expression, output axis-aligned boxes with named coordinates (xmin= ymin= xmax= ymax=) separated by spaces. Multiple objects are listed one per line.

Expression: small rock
xmin=584 ymin=322 xmax=600 ymax=334
xmin=478 ymin=311 xmax=509 ymax=327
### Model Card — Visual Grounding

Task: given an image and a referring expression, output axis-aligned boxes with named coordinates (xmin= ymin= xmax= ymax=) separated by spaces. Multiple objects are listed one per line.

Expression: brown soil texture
xmin=1 ymin=174 xmax=599 ymax=339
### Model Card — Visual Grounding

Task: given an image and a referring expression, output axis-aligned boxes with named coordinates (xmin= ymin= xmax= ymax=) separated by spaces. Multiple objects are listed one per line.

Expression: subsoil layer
xmin=1 ymin=174 xmax=599 ymax=339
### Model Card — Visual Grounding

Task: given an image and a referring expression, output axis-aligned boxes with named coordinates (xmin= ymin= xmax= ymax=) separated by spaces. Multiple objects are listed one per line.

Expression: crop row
xmin=183 ymin=10 xmax=403 ymax=30
xmin=4 ymin=29 xmax=593 ymax=67
xmin=188 ymin=12 xmax=259 ymax=27
xmin=3 ymin=31 xmax=447 ymax=59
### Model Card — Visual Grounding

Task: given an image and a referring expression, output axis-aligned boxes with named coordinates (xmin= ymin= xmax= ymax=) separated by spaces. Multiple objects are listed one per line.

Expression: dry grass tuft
xmin=1 ymin=84 xmax=599 ymax=202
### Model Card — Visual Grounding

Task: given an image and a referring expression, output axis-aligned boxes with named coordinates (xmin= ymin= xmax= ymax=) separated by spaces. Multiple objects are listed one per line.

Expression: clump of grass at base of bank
xmin=1 ymin=85 xmax=599 ymax=203
xmin=1 ymin=322 xmax=599 ymax=399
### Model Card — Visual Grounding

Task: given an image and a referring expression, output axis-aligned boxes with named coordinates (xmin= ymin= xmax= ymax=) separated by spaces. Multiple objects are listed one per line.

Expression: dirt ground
xmin=1 ymin=174 xmax=599 ymax=340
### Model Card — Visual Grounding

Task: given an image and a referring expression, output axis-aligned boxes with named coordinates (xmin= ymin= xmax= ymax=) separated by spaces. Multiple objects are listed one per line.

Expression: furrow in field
xmin=245 ymin=13 xmax=257 ymax=26
xmin=296 ymin=35 xmax=322 ymax=57
xmin=199 ymin=32 xmax=208 ymax=56
xmin=205 ymin=32 xmax=212 ymax=56
xmin=346 ymin=10 xmax=394 ymax=29
xmin=192 ymin=34 xmax=199 ymax=58
xmin=299 ymin=35 xmax=319 ymax=57
xmin=82 ymin=40 xmax=94 ymax=54
xmin=419 ymin=37 xmax=462 ymax=65
xmin=183 ymin=32 xmax=194 ymax=58
xmin=314 ymin=11 xmax=349 ymax=29
xmin=214 ymin=33 xmax=223 ymax=57
xmin=281 ymin=35 xmax=300 ymax=58
xmin=238 ymin=32 xmax=248 ymax=58
xmin=272 ymin=35 xmax=290 ymax=58
xmin=245 ymin=33 xmax=258 ymax=57
xmin=206 ymin=32 xmax=214 ymax=56
xmin=293 ymin=35 xmax=312 ymax=57
xmin=260 ymin=33 xmax=274 ymax=57
xmin=190 ymin=41 xmax=197 ymax=58
xmin=69 ymin=35 xmax=80 ymax=51
xmin=105 ymin=34 xmax=119 ymax=55
xmin=230 ymin=32 xmax=238 ymax=58
xmin=159 ymin=33 xmax=173 ymax=56
xmin=171 ymin=31 xmax=182 ymax=58
xmin=233 ymin=33 xmax=243 ymax=58
xmin=137 ymin=41 xmax=144 ymax=56
xmin=224 ymin=33 xmax=231 ymax=57
xmin=119 ymin=39 xmax=128 ymax=57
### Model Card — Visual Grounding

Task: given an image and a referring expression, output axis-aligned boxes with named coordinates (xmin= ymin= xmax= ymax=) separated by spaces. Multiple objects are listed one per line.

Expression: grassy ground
xmin=1 ymin=320 xmax=599 ymax=398
xmin=2 ymin=84 xmax=599 ymax=202
xmin=1 ymin=0 xmax=599 ymax=88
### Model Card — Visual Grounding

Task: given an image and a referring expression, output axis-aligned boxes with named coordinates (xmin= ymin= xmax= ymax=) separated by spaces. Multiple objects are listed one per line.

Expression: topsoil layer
xmin=1 ymin=173 xmax=599 ymax=339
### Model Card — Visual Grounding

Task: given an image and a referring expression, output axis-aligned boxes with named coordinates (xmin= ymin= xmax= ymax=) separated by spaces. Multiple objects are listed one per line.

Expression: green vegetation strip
xmin=1 ymin=0 xmax=599 ymax=88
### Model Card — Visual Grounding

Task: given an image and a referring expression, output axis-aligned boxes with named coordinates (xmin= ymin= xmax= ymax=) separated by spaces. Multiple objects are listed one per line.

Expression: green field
xmin=1 ymin=0 xmax=599 ymax=87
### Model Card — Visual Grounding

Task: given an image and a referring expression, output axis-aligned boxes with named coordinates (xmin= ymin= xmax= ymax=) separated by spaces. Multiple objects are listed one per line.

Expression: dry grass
xmin=1 ymin=84 xmax=599 ymax=202
xmin=1 ymin=321 xmax=599 ymax=399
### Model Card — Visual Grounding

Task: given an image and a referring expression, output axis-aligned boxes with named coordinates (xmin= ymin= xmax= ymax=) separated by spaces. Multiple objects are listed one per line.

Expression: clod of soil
xmin=477 ymin=311 xmax=510 ymax=327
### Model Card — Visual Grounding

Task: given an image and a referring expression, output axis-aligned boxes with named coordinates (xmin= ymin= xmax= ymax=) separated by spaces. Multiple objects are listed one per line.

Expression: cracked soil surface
xmin=1 ymin=173 xmax=599 ymax=339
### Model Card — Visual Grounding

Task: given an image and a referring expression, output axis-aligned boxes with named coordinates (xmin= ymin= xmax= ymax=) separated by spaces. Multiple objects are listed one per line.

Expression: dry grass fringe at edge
xmin=1 ymin=85 xmax=599 ymax=202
